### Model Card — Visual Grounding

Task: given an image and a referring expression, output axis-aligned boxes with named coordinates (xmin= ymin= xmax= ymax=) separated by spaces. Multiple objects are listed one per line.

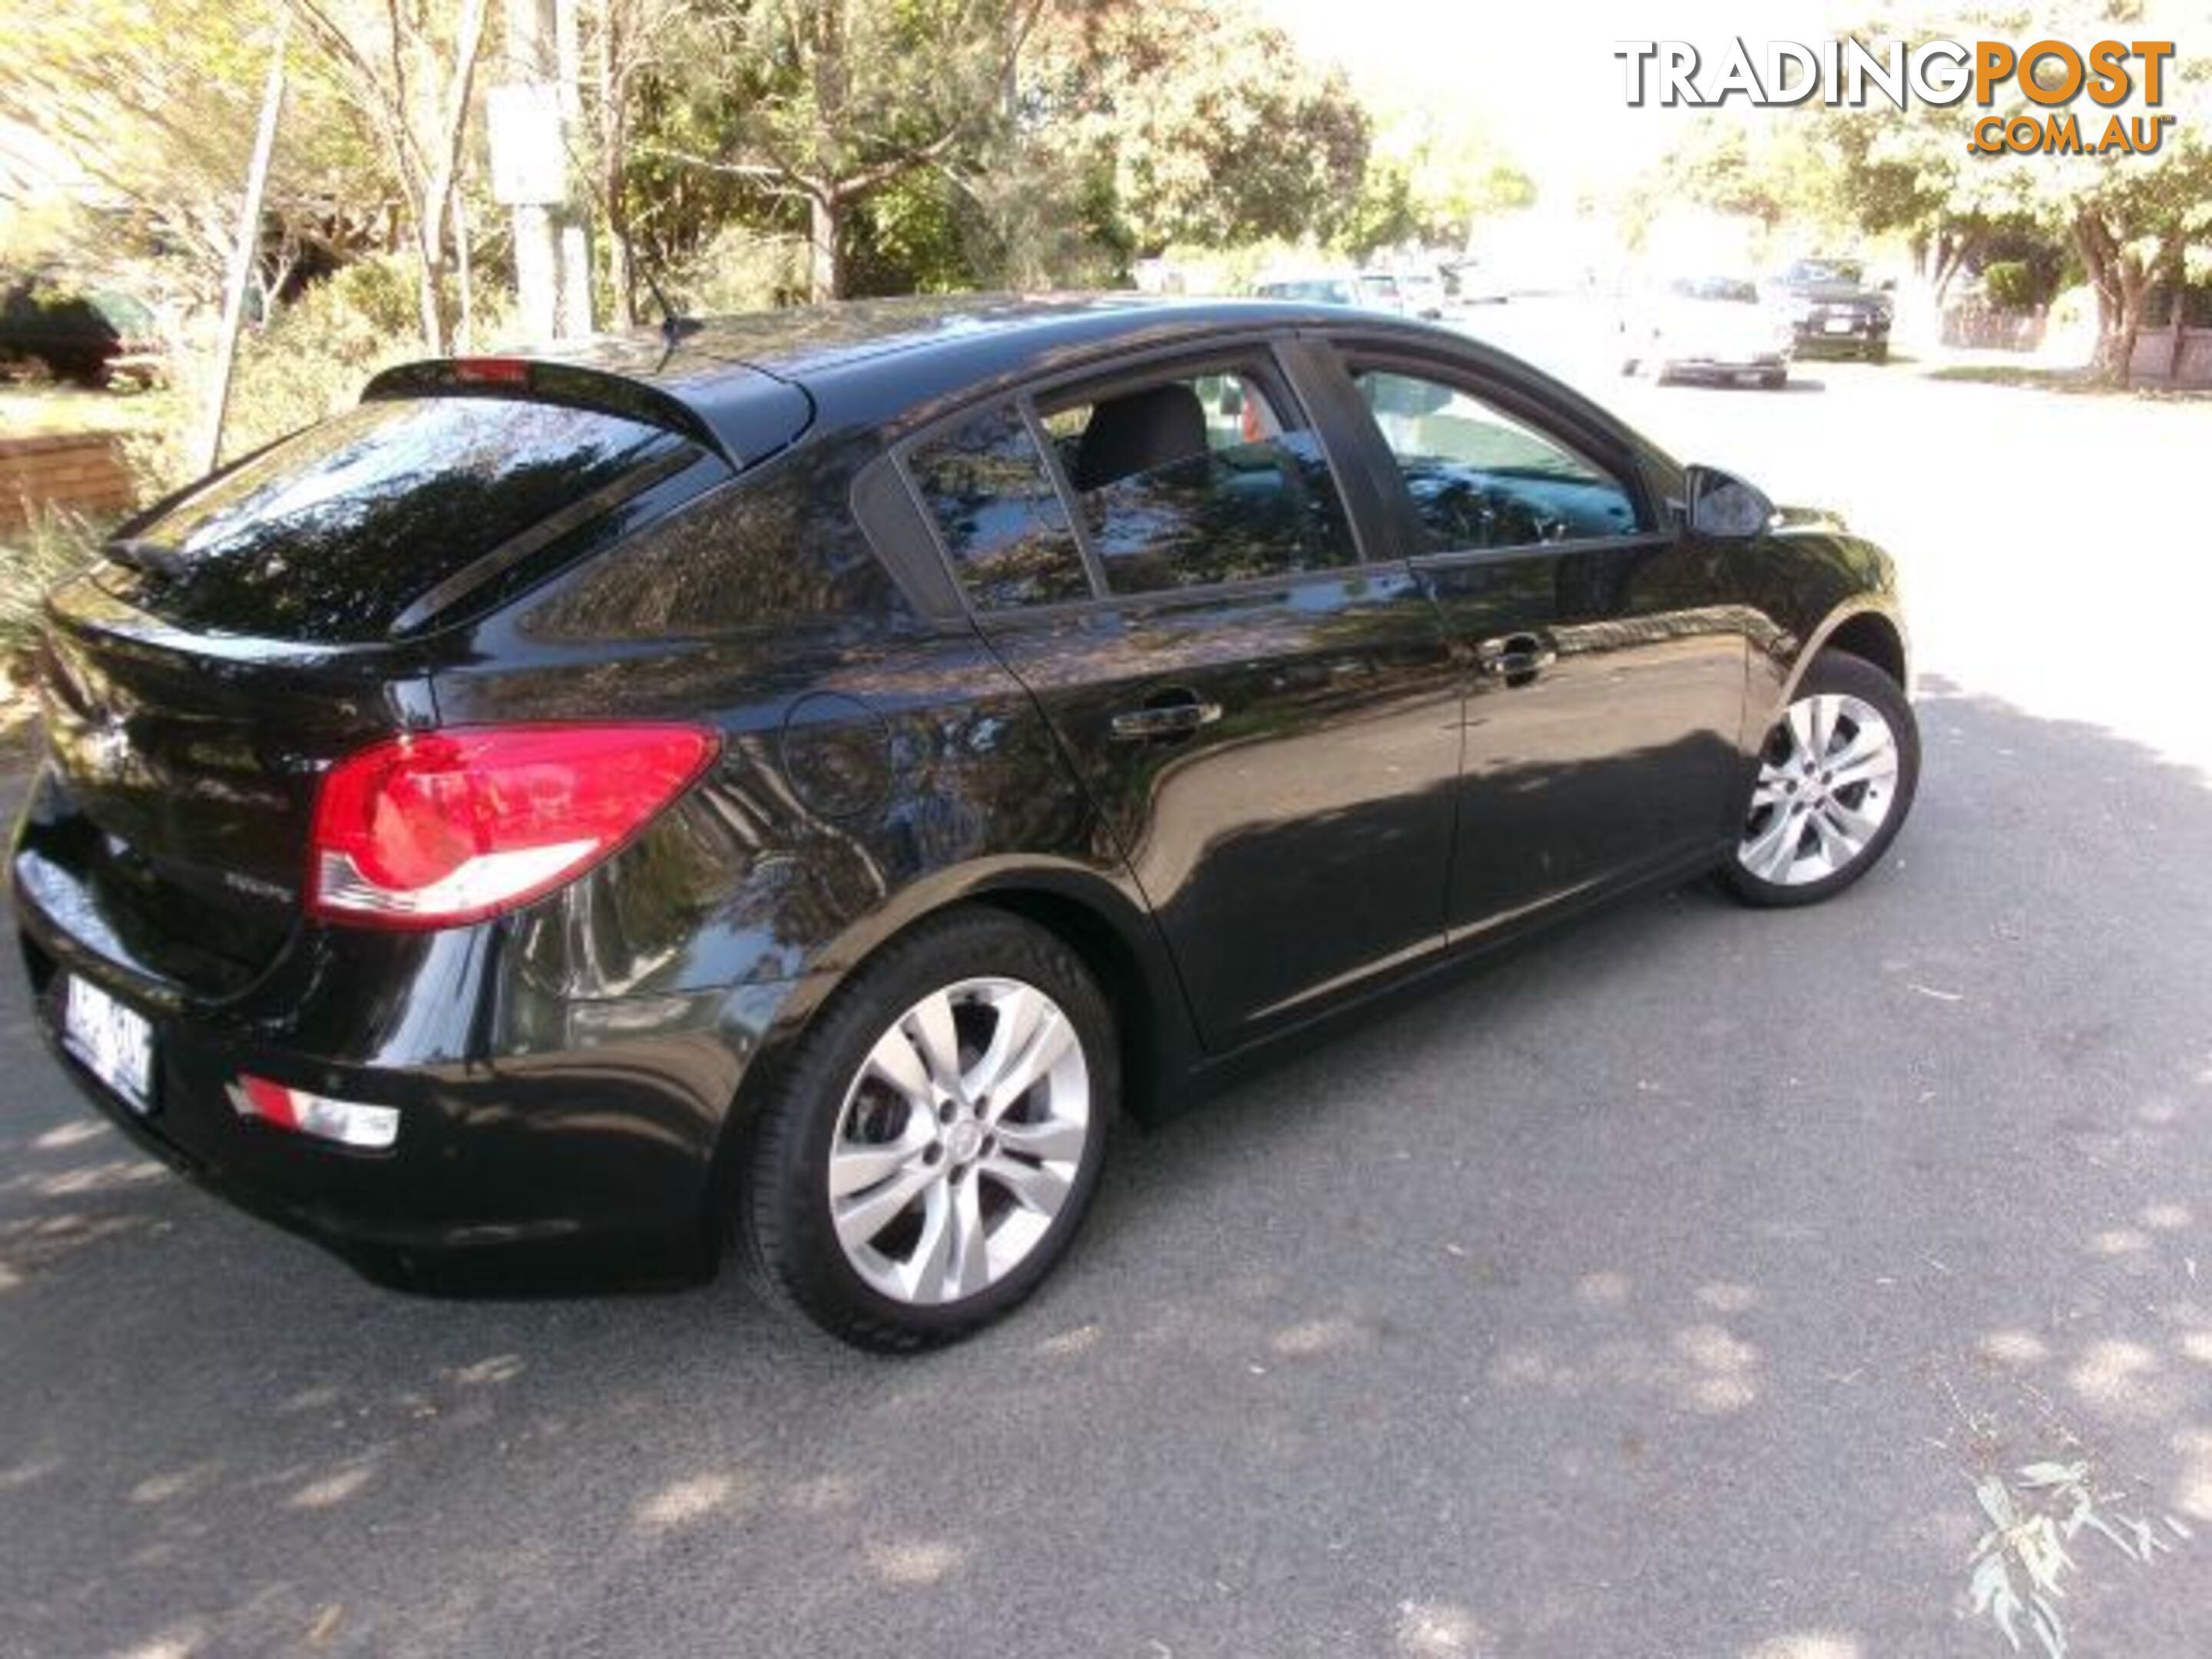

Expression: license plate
xmin=63 ymin=976 xmax=154 ymax=1111
xmin=1823 ymin=316 xmax=1855 ymax=334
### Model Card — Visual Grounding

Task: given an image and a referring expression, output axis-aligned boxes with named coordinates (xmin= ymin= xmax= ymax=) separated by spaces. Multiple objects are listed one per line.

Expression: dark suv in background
xmin=1771 ymin=258 xmax=1892 ymax=363
xmin=14 ymin=296 xmax=1917 ymax=1349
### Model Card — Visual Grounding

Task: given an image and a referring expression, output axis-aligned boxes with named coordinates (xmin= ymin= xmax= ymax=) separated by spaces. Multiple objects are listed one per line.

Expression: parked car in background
xmin=1770 ymin=257 xmax=1892 ymax=363
xmin=1253 ymin=272 xmax=1405 ymax=314
xmin=0 ymin=277 xmax=167 ymax=387
xmin=16 ymin=295 xmax=1916 ymax=1350
xmin=1384 ymin=269 xmax=1447 ymax=320
xmin=1621 ymin=275 xmax=1796 ymax=388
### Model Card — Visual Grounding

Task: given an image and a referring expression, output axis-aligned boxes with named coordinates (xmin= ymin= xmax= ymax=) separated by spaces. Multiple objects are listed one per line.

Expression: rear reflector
xmin=307 ymin=724 xmax=719 ymax=930
xmin=229 ymin=1075 xmax=401 ymax=1150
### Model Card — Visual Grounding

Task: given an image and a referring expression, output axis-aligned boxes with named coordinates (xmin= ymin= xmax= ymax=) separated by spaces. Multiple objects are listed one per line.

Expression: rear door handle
xmin=1474 ymin=633 xmax=1555 ymax=684
xmin=1110 ymin=694 xmax=1222 ymax=741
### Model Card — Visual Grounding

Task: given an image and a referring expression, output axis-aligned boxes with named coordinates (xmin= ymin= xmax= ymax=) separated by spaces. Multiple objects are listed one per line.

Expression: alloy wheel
xmin=1737 ymin=691 xmax=1902 ymax=886
xmin=828 ymin=976 xmax=1091 ymax=1306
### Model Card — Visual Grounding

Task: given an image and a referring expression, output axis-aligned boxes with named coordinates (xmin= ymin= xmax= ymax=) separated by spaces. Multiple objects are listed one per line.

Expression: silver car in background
xmin=1620 ymin=275 xmax=1796 ymax=389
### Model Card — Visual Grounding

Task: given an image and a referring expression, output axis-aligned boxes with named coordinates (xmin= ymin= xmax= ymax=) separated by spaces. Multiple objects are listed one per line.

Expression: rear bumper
xmin=15 ymin=899 xmax=809 ymax=1293
xmin=1661 ymin=350 xmax=1791 ymax=378
xmin=1792 ymin=316 xmax=1889 ymax=353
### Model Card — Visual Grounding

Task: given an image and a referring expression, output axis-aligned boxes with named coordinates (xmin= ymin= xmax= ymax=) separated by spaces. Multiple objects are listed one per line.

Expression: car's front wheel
xmin=1721 ymin=651 xmax=1918 ymax=907
xmin=737 ymin=909 xmax=1114 ymax=1350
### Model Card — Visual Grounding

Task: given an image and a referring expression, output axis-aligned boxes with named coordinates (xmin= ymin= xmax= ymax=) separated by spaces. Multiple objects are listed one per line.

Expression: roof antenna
xmin=634 ymin=249 xmax=701 ymax=369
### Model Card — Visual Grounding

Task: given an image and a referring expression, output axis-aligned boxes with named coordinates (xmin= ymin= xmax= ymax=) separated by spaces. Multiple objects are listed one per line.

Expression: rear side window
xmin=524 ymin=441 xmax=908 ymax=640
xmin=1045 ymin=366 xmax=1359 ymax=596
xmin=104 ymin=397 xmax=703 ymax=642
xmin=906 ymin=404 xmax=1091 ymax=611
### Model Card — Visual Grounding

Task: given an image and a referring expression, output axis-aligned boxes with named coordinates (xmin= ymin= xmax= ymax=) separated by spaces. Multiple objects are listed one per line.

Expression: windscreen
xmin=102 ymin=396 xmax=697 ymax=642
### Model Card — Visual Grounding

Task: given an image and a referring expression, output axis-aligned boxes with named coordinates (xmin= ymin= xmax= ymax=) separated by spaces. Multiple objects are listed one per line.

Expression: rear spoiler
xmin=364 ymin=358 xmax=733 ymax=465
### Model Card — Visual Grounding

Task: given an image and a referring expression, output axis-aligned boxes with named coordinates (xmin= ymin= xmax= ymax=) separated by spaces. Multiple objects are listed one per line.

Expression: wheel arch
xmin=1770 ymin=600 xmax=1910 ymax=719
xmin=1813 ymin=608 xmax=1909 ymax=689
xmin=707 ymin=860 xmax=1194 ymax=1225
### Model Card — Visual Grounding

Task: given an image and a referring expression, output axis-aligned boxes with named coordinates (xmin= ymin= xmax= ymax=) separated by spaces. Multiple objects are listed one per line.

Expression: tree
xmin=0 ymin=0 xmax=374 ymax=320
xmin=1028 ymin=0 xmax=1369 ymax=257
xmin=581 ymin=0 xmax=694 ymax=329
xmin=1813 ymin=6 xmax=2212 ymax=379
xmin=284 ymin=0 xmax=491 ymax=350
xmin=1341 ymin=101 xmax=1532 ymax=260
xmin=643 ymin=0 xmax=1047 ymax=302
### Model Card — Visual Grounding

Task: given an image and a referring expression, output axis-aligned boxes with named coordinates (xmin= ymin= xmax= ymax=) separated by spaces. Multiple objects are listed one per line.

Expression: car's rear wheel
xmin=1720 ymin=651 xmax=1918 ymax=908
xmin=737 ymin=909 xmax=1115 ymax=1350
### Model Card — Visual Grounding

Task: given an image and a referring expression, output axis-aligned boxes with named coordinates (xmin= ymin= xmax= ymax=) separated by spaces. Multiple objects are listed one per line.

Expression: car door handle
xmin=1474 ymin=634 xmax=1556 ymax=684
xmin=1110 ymin=695 xmax=1223 ymax=741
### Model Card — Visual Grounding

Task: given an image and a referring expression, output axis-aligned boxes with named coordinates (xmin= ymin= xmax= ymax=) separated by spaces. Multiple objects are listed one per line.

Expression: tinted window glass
xmin=1051 ymin=369 xmax=1358 ymax=597
xmin=1355 ymin=369 xmax=1641 ymax=551
xmin=525 ymin=443 xmax=907 ymax=640
xmin=104 ymin=396 xmax=694 ymax=641
xmin=908 ymin=404 xmax=1091 ymax=610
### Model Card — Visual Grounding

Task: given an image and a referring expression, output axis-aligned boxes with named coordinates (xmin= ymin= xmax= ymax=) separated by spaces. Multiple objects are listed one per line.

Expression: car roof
xmin=504 ymin=292 xmax=1452 ymax=440
xmin=419 ymin=292 xmax=1669 ymax=478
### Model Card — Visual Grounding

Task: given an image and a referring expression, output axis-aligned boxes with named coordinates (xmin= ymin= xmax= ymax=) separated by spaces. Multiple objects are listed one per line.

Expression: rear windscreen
xmin=102 ymin=396 xmax=700 ymax=642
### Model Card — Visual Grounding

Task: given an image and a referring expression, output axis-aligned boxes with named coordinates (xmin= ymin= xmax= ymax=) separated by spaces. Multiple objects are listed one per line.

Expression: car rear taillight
xmin=307 ymin=724 xmax=720 ymax=929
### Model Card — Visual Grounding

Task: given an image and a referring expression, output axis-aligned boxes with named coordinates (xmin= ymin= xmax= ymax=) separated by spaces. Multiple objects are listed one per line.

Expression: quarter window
xmin=908 ymin=404 xmax=1091 ymax=610
xmin=1354 ymin=369 xmax=1642 ymax=551
xmin=1045 ymin=366 xmax=1358 ymax=597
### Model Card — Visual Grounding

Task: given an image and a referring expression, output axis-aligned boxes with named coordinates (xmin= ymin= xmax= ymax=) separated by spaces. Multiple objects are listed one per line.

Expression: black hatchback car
xmin=15 ymin=296 xmax=1917 ymax=1349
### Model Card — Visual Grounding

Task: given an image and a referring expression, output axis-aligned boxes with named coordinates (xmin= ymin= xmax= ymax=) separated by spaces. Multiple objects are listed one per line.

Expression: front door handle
xmin=1474 ymin=633 xmax=1556 ymax=687
xmin=1110 ymin=693 xmax=1223 ymax=741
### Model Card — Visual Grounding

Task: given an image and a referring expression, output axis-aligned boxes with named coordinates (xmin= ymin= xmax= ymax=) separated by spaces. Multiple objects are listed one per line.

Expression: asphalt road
xmin=5 ymin=360 xmax=2212 ymax=1659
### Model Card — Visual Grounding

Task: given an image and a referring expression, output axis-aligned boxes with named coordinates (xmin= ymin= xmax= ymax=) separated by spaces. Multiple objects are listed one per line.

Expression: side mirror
xmin=1683 ymin=464 xmax=1776 ymax=539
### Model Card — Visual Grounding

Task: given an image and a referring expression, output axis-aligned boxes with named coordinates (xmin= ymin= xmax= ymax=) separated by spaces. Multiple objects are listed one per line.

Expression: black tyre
xmin=1864 ymin=341 xmax=1889 ymax=365
xmin=1758 ymin=368 xmax=1787 ymax=390
xmin=737 ymin=907 xmax=1116 ymax=1351
xmin=1720 ymin=650 xmax=1919 ymax=908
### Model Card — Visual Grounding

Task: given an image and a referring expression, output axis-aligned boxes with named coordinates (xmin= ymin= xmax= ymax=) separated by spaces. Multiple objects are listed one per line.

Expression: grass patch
xmin=0 ymin=384 xmax=174 ymax=436
xmin=1924 ymin=364 xmax=2212 ymax=402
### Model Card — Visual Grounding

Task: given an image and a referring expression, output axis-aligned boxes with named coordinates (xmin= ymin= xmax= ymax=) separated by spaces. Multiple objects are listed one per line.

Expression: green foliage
xmin=1035 ymin=0 xmax=1370 ymax=257
xmin=671 ymin=225 xmax=810 ymax=313
xmin=0 ymin=0 xmax=375 ymax=315
xmin=1340 ymin=99 xmax=1532 ymax=260
xmin=124 ymin=256 xmax=428 ymax=497
xmin=1979 ymin=260 xmax=2045 ymax=312
xmin=0 ymin=507 xmax=103 ymax=671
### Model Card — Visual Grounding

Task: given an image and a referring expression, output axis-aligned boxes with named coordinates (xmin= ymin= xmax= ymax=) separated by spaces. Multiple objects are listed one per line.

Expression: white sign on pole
xmin=486 ymin=84 xmax=567 ymax=207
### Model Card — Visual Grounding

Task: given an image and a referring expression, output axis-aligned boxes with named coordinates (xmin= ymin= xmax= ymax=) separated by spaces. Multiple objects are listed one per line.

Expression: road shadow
xmin=3 ymin=683 xmax=2211 ymax=1657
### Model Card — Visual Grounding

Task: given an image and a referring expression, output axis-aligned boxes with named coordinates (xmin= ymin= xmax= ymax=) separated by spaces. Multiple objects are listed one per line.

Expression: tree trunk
xmin=416 ymin=0 xmax=489 ymax=353
xmin=453 ymin=190 xmax=475 ymax=353
xmin=2071 ymin=210 xmax=2126 ymax=382
xmin=809 ymin=190 xmax=843 ymax=302
xmin=2165 ymin=236 xmax=2189 ymax=383
xmin=416 ymin=241 xmax=447 ymax=354
xmin=598 ymin=5 xmax=636 ymax=331
xmin=1931 ymin=228 xmax=1979 ymax=308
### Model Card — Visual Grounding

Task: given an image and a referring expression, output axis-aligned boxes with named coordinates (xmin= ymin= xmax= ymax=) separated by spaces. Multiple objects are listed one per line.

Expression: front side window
xmin=907 ymin=404 xmax=1091 ymax=611
xmin=1043 ymin=365 xmax=1359 ymax=597
xmin=1353 ymin=368 xmax=1643 ymax=552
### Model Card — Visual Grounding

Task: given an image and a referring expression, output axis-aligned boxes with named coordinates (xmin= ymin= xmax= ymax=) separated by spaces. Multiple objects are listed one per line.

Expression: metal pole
xmin=553 ymin=0 xmax=592 ymax=336
xmin=197 ymin=11 xmax=288 ymax=477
